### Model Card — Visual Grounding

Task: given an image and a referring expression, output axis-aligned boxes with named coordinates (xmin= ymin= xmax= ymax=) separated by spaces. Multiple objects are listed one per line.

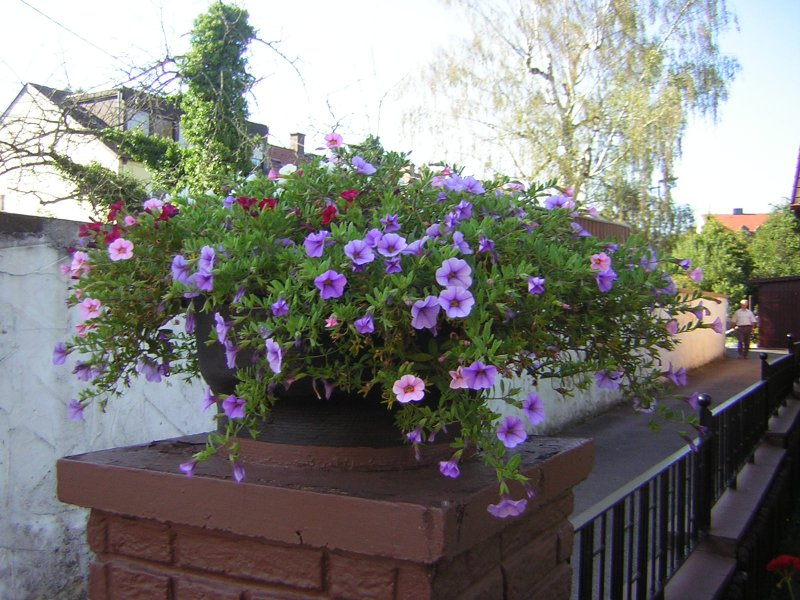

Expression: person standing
xmin=732 ymin=299 xmax=757 ymax=358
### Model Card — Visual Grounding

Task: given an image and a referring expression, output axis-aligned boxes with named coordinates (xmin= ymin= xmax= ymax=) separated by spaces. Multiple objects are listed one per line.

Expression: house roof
xmin=707 ymin=213 xmax=769 ymax=233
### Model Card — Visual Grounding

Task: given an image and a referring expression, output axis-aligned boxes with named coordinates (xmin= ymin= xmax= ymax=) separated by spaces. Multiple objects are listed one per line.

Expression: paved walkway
xmin=564 ymin=347 xmax=783 ymax=515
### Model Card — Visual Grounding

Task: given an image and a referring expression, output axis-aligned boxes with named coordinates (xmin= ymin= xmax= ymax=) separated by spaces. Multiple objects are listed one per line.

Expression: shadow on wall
xmin=0 ymin=213 xmax=214 ymax=599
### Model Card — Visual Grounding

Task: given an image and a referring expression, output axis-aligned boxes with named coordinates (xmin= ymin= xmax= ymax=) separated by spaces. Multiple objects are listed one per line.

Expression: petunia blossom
xmin=452 ymin=231 xmax=472 ymax=254
xmin=384 ymin=257 xmax=402 ymax=274
xmin=662 ymin=363 xmax=688 ymax=387
xmin=201 ymin=387 xmax=217 ymax=411
xmin=198 ymin=246 xmax=215 ymax=272
xmin=411 ymin=296 xmax=441 ymax=330
xmin=171 ymin=255 xmax=192 ymax=285
xmin=380 ymin=213 xmax=400 ymax=233
xmin=461 ymin=361 xmax=497 ymax=390
xmin=486 ymin=496 xmax=528 ymax=518
xmin=596 ymin=269 xmax=617 ymax=293
xmin=449 ymin=367 xmax=468 ymax=389
xmin=352 ymin=156 xmax=376 ymax=175
xmin=232 ymin=461 xmax=245 ymax=483
xmin=527 ymin=276 xmax=545 ymax=296
xmin=438 ymin=286 xmax=475 ymax=318
xmin=265 ymin=338 xmax=282 ymax=374
xmin=689 ymin=267 xmax=703 ymax=283
xmin=595 ymin=370 xmax=623 ymax=391
xmin=304 ymin=231 xmax=331 ymax=258
xmin=666 ymin=319 xmax=679 ymax=335
xmin=354 ymin=314 xmax=375 ymax=334
xmin=392 ymin=374 xmax=425 ymax=403
xmin=67 ymin=399 xmax=84 ymax=421
xmin=343 ymin=239 xmax=375 ymax=265
xmin=271 ymin=297 xmax=289 ymax=317
xmin=77 ymin=297 xmax=102 ymax=321
xmin=376 ymin=233 xmax=407 ymax=257
xmin=222 ymin=394 xmax=246 ymax=419
xmin=523 ymin=392 xmax=545 ymax=426
xmin=496 ymin=415 xmax=527 ymax=448
xmin=325 ymin=132 xmax=343 ymax=148
xmin=108 ymin=238 xmax=133 ymax=261
xmin=193 ymin=270 xmax=214 ymax=292
xmin=52 ymin=342 xmax=69 ymax=365
xmin=590 ymin=252 xmax=612 ymax=271
xmin=710 ymin=317 xmax=725 ymax=334
xmin=179 ymin=460 xmax=197 ymax=477
xmin=314 ymin=270 xmax=347 ymax=299
xmin=439 ymin=460 xmax=461 ymax=479
xmin=214 ymin=312 xmax=230 ymax=344
xmin=435 ymin=257 xmax=472 ymax=288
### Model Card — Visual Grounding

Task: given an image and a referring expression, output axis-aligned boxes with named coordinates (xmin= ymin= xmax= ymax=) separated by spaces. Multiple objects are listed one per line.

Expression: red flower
xmin=103 ymin=224 xmax=121 ymax=244
xmin=106 ymin=200 xmax=124 ymax=223
xmin=236 ymin=197 xmax=257 ymax=211
xmin=156 ymin=203 xmax=179 ymax=221
xmin=78 ymin=222 xmax=103 ymax=238
xmin=321 ymin=204 xmax=337 ymax=225
xmin=340 ymin=189 xmax=359 ymax=202
xmin=767 ymin=555 xmax=800 ymax=573
xmin=259 ymin=197 xmax=277 ymax=211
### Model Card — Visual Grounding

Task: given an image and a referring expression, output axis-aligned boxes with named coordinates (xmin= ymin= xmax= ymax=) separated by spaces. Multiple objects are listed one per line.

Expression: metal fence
xmin=571 ymin=338 xmax=800 ymax=600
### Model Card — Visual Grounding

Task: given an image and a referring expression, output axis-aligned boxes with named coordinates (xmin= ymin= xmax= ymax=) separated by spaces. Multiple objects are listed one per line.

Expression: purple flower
xmin=314 ymin=270 xmax=347 ymax=299
xmin=185 ymin=312 xmax=195 ymax=334
xmin=439 ymin=460 xmax=461 ymax=479
xmin=438 ymin=286 xmax=475 ymax=318
xmin=271 ymin=298 xmax=289 ymax=317
xmin=198 ymin=246 xmax=215 ymax=273
xmin=453 ymin=200 xmax=473 ymax=220
xmin=304 ymin=231 xmax=331 ymax=258
xmin=223 ymin=195 xmax=235 ymax=208
xmin=596 ymin=269 xmax=617 ymax=293
xmin=487 ymin=496 xmax=528 ymax=518
xmin=571 ymin=222 xmax=592 ymax=237
xmin=401 ymin=237 xmax=428 ymax=257
xmin=233 ymin=286 xmax=246 ymax=303
xmin=689 ymin=267 xmax=703 ymax=283
xmin=435 ymin=257 xmax=472 ymax=288
xmin=478 ymin=236 xmax=495 ymax=254
xmin=343 ymin=239 xmax=375 ymax=265
xmin=604 ymin=243 xmax=619 ymax=254
xmin=523 ymin=392 xmax=545 ymax=426
xmin=354 ymin=314 xmax=375 ymax=334
xmin=452 ymin=231 xmax=472 ymax=254
xmin=376 ymin=233 xmax=407 ymax=257
xmin=232 ymin=461 xmax=245 ymax=483
xmin=595 ymin=370 xmax=623 ymax=391
xmin=425 ymin=223 xmax=442 ymax=238
xmin=442 ymin=173 xmax=465 ymax=192
xmin=224 ymin=341 xmax=238 ymax=369
xmin=411 ymin=296 xmax=441 ymax=330
xmin=352 ymin=156 xmax=376 ymax=175
xmin=527 ymin=276 xmax=545 ymax=296
xmin=461 ymin=361 xmax=497 ymax=390
xmin=677 ymin=258 xmax=691 ymax=270
xmin=544 ymin=195 xmax=575 ymax=210
xmin=463 ymin=176 xmax=485 ymax=195
xmin=214 ymin=312 xmax=230 ymax=344
xmin=222 ymin=394 xmax=246 ymax=419
xmin=406 ymin=428 xmax=423 ymax=444
xmin=380 ymin=213 xmax=400 ymax=233
xmin=690 ymin=302 xmax=710 ymax=321
xmin=662 ymin=363 xmax=688 ymax=387
xmin=202 ymin=388 xmax=217 ymax=411
xmin=193 ymin=270 xmax=214 ymax=292
xmin=179 ymin=460 xmax=197 ymax=477
xmin=265 ymin=338 xmax=282 ymax=374
xmin=710 ymin=317 xmax=725 ymax=334
xmin=683 ymin=392 xmax=700 ymax=411
xmin=171 ymin=255 xmax=192 ymax=285
xmin=640 ymin=250 xmax=658 ymax=272
xmin=384 ymin=257 xmax=402 ymax=274
xmin=364 ymin=228 xmax=383 ymax=248
xmin=496 ymin=415 xmax=527 ymax=448
xmin=666 ymin=319 xmax=679 ymax=335
xmin=137 ymin=359 xmax=162 ymax=383
xmin=67 ymin=399 xmax=84 ymax=421
xmin=52 ymin=342 xmax=69 ymax=365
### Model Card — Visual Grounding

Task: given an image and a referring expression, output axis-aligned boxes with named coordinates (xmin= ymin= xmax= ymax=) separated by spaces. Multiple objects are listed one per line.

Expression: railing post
xmin=760 ymin=352 xmax=770 ymax=381
xmin=787 ymin=333 xmax=794 ymax=354
xmin=695 ymin=394 xmax=713 ymax=535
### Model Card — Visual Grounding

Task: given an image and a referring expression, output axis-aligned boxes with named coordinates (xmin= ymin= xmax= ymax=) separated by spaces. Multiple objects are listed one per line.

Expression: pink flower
xmin=325 ymin=132 xmax=343 ymax=148
xmin=590 ymin=252 xmax=612 ymax=271
xmin=392 ymin=374 xmax=425 ymax=403
xmin=325 ymin=316 xmax=339 ymax=328
xmin=449 ymin=367 xmax=468 ymax=389
xmin=108 ymin=237 xmax=133 ymax=261
xmin=77 ymin=297 xmax=102 ymax=321
xmin=123 ymin=215 xmax=137 ymax=226
xmin=143 ymin=198 xmax=163 ymax=212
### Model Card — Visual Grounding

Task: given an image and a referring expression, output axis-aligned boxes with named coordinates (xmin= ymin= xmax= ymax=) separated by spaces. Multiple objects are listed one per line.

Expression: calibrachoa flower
xmin=271 ymin=297 xmax=289 ymax=317
xmin=523 ymin=392 xmax=545 ymax=426
xmin=198 ymin=246 xmax=215 ymax=272
xmin=67 ymin=399 xmax=84 ymax=421
xmin=487 ymin=496 xmax=528 ymax=518
xmin=496 ymin=416 xmax=527 ymax=448
xmin=376 ymin=233 xmax=407 ymax=257
xmin=77 ymin=298 xmax=102 ymax=321
xmin=171 ymin=255 xmax=192 ymax=285
xmin=179 ymin=460 xmax=197 ymax=477
xmin=354 ymin=314 xmax=375 ymax=334
xmin=439 ymin=459 xmax=460 ymax=479
xmin=202 ymin=387 xmax=217 ymax=411
xmin=449 ymin=367 xmax=468 ymax=389
xmin=214 ymin=312 xmax=230 ymax=344
xmin=662 ymin=363 xmax=688 ymax=387
xmin=314 ymin=270 xmax=347 ymax=299
xmin=461 ymin=361 xmax=497 ymax=390
xmin=435 ymin=257 xmax=472 ymax=288
xmin=304 ymin=231 xmax=331 ymax=258
xmin=666 ymin=319 xmax=679 ymax=335
xmin=52 ymin=342 xmax=69 ymax=365
xmin=411 ymin=296 xmax=440 ymax=330
xmin=222 ymin=394 xmax=246 ymax=419
xmin=590 ymin=252 xmax=612 ymax=271
xmin=438 ymin=286 xmax=475 ymax=318
xmin=232 ymin=461 xmax=245 ymax=483
xmin=689 ymin=267 xmax=703 ymax=283
xmin=596 ymin=268 xmax=617 ymax=293
xmin=108 ymin=238 xmax=133 ymax=261
xmin=595 ymin=370 xmax=623 ymax=391
xmin=264 ymin=338 xmax=282 ymax=374
xmin=325 ymin=132 xmax=343 ymax=148
xmin=343 ymin=239 xmax=375 ymax=265
xmin=710 ymin=317 xmax=725 ymax=334
xmin=352 ymin=155 xmax=376 ymax=175
xmin=527 ymin=276 xmax=545 ymax=296
xmin=393 ymin=374 xmax=425 ymax=403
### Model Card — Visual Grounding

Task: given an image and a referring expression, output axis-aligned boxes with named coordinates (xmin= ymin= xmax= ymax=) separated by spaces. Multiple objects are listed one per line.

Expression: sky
xmin=1 ymin=0 xmax=798 ymax=221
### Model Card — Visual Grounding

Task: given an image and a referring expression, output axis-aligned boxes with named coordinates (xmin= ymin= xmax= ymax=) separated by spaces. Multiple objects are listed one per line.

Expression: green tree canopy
xmin=673 ymin=216 xmax=751 ymax=301
xmin=748 ymin=207 xmax=800 ymax=279
xmin=408 ymin=0 xmax=737 ymax=248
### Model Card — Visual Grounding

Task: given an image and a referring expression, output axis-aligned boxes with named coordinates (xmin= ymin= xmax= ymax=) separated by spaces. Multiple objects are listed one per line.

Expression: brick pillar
xmin=58 ymin=434 xmax=593 ymax=599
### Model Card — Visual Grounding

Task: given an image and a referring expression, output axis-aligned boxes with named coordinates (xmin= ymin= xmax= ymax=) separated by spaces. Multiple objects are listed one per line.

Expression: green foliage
xmin=52 ymin=154 xmax=148 ymax=210
xmin=100 ymin=128 xmax=185 ymax=192
xmin=177 ymin=1 xmax=258 ymax=188
xmin=59 ymin=137 xmax=713 ymax=507
xmin=673 ymin=217 xmax=752 ymax=300
xmin=410 ymin=0 xmax=737 ymax=248
xmin=749 ymin=207 xmax=800 ymax=279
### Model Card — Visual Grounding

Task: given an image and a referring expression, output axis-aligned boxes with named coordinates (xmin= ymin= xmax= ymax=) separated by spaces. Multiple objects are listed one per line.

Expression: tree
xmin=673 ymin=216 xmax=751 ymax=300
xmin=408 ymin=0 xmax=737 ymax=246
xmin=748 ymin=207 xmax=800 ymax=279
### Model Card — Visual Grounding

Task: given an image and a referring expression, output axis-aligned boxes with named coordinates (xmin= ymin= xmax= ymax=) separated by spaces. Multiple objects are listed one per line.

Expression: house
xmin=0 ymin=83 xmax=305 ymax=221
xmin=702 ymin=208 xmax=769 ymax=234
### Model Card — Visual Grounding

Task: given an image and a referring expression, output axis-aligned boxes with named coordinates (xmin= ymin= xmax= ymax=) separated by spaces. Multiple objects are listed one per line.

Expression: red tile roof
xmin=707 ymin=213 xmax=769 ymax=233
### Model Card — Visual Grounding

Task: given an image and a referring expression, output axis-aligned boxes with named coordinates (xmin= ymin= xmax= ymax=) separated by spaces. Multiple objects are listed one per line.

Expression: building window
xmin=126 ymin=111 xmax=150 ymax=134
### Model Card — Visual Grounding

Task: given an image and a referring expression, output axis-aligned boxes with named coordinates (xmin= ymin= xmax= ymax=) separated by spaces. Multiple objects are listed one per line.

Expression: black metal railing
xmin=571 ymin=336 xmax=800 ymax=600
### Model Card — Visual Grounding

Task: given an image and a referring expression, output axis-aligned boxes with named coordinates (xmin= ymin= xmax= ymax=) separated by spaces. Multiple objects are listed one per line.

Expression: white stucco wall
xmin=0 ymin=216 xmax=214 ymax=599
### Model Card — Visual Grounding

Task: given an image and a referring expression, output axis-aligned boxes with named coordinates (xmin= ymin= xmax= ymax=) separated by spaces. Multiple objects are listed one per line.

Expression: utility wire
xmin=18 ymin=0 xmax=120 ymax=61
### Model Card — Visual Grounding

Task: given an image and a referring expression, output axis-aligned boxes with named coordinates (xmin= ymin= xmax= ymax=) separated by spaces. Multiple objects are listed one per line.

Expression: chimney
xmin=733 ymin=208 xmax=743 ymax=215
xmin=289 ymin=133 xmax=305 ymax=156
